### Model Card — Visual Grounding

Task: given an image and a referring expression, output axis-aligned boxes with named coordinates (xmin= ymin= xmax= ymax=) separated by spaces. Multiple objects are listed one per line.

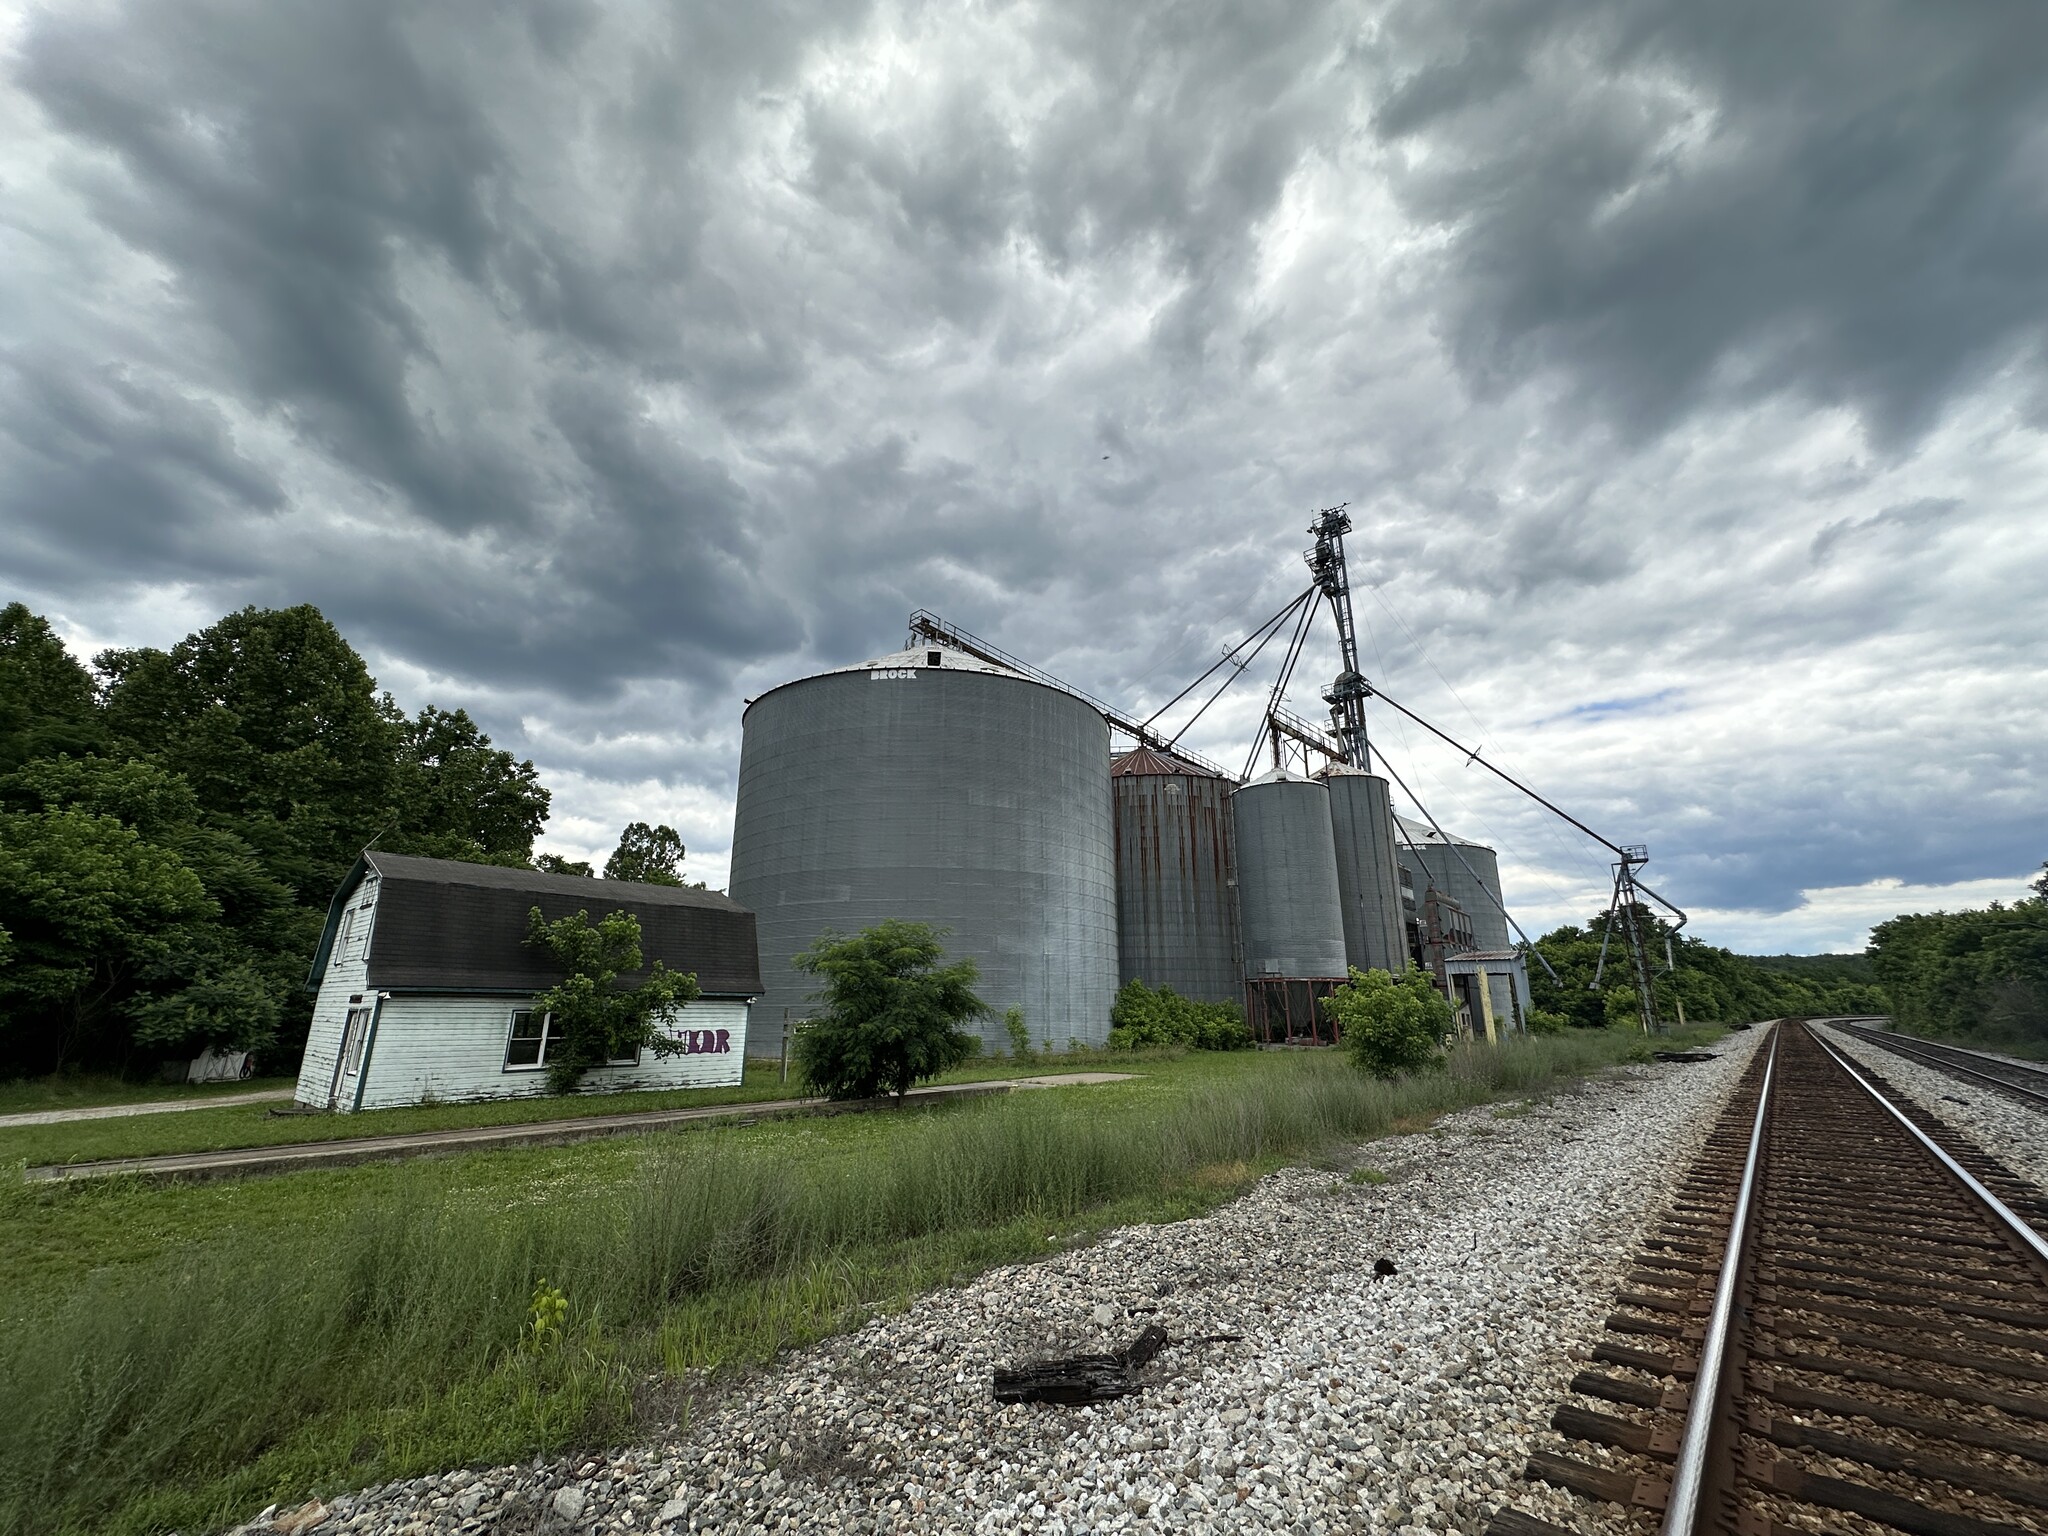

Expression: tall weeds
xmin=0 ymin=1031 xmax=1652 ymax=1535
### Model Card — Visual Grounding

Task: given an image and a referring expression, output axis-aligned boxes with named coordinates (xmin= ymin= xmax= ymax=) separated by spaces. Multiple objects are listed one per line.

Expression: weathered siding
xmin=346 ymin=996 xmax=749 ymax=1112
xmin=294 ymin=875 xmax=380 ymax=1108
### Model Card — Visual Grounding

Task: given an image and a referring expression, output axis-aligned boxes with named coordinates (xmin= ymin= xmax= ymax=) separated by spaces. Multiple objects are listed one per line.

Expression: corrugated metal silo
xmin=1395 ymin=814 xmax=1511 ymax=951
xmin=1322 ymin=765 xmax=1409 ymax=974
xmin=727 ymin=645 xmax=1118 ymax=1058
xmin=1231 ymin=767 xmax=1347 ymax=980
xmin=1111 ymin=748 xmax=1240 ymax=1003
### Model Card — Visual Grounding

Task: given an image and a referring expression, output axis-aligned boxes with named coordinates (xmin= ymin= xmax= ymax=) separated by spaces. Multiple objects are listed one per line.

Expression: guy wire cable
xmin=1373 ymin=743 xmax=1563 ymax=984
xmin=1367 ymin=582 xmax=1615 ymax=895
xmin=1240 ymin=588 xmax=1322 ymax=784
xmin=1143 ymin=587 xmax=1312 ymax=730
xmin=1361 ymin=678 xmax=1688 ymax=931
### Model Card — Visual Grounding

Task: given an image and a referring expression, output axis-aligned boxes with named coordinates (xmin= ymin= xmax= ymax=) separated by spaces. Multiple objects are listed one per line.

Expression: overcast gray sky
xmin=4 ymin=0 xmax=2044 ymax=952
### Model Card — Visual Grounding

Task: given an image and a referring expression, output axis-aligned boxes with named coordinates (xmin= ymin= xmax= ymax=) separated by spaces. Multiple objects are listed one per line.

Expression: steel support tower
xmin=1306 ymin=505 xmax=1373 ymax=770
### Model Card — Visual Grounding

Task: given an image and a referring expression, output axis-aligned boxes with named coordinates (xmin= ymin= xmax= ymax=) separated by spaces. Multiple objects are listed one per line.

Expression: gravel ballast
xmin=243 ymin=1033 xmax=1767 ymax=1536
xmin=1814 ymin=1022 xmax=2048 ymax=1192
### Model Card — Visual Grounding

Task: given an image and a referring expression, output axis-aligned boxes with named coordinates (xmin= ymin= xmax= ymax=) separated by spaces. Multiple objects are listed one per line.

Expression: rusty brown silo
xmin=1111 ymin=748 xmax=1241 ymax=1004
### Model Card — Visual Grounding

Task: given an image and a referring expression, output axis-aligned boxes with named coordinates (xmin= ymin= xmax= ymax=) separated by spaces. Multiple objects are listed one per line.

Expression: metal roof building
xmin=1394 ymin=813 xmax=1511 ymax=952
xmin=727 ymin=643 xmax=1118 ymax=1057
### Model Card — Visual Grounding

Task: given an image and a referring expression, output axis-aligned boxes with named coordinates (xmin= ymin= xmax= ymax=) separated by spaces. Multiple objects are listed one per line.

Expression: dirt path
xmin=0 ymin=1087 xmax=294 ymax=1129
xmin=22 ymin=1072 xmax=1136 ymax=1184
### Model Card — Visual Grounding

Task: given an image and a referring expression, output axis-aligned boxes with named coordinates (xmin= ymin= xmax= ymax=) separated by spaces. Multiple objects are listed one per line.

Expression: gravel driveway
xmin=252 ymin=1032 xmax=1766 ymax=1536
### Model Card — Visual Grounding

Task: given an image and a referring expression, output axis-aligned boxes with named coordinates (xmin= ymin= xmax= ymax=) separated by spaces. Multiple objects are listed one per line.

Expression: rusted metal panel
xmin=1111 ymin=750 xmax=1242 ymax=1004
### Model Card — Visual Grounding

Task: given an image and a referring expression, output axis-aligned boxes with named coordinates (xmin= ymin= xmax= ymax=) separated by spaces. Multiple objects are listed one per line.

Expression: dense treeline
xmin=0 ymin=602 xmax=680 ymax=1079
xmin=1868 ymin=867 xmax=2048 ymax=1047
xmin=1528 ymin=909 xmax=1890 ymax=1028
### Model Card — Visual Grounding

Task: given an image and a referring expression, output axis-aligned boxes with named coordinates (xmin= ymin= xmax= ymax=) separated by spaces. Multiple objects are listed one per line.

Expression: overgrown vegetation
xmin=0 ymin=1032 xmax=1682 ymax=1536
xmin=1327 ymin=966 xmax=1452 ymax=1077
xmin=0 ymin=601 xmax=688 ymax=1081
xmin=1106 ymin=978 xmax=1253 ymax=1051
xmin=790 ymin=920 xmax=986 ymax=1101
xmin=524 ymin=909 xmax=700 ymax=1093
xmin=1870 ymin=864 xmax=2048 ymax=1050
xmin=1529 ymin=906 xmax=1890 ymax=1028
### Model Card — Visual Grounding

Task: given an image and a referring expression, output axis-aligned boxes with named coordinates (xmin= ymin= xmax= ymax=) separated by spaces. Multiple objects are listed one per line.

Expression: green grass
xmin=0 ymin=1049 xmax=1149 ymax=1169
xmin=0 ymin=1027 xmax=1696 ymax=1536
xmin=0 ymin=1075 xmax=297 ymax=1116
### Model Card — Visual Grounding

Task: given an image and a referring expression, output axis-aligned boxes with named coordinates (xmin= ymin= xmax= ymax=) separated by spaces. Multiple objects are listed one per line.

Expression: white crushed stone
xmin=240 ymin=1032 xmax=1766 ymax=1536
xmin=1813 ymin=1022 xmax=2048 ymax=1193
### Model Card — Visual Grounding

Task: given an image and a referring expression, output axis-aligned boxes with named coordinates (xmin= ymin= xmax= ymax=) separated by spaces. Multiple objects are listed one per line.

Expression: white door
xmin=330 ymin=1006 xmax=374 ymax=1110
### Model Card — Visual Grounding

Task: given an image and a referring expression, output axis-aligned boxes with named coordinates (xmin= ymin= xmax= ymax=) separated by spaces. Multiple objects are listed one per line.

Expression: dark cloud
xmin=1369 ymin=0 xmax=2048 ymax=445
xmin=3 ymin=0 xmax=2044 ymax=938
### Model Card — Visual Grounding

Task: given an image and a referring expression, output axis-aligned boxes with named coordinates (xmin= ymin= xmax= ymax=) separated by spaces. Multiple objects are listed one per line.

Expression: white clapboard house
xmin=296 ymin=852 xmax=761 ymax=1112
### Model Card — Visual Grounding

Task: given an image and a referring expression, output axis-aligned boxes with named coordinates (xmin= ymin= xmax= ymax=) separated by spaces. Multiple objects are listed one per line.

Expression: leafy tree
xmin=98 ymin=605 xmax=400 ymax=895
xmin=524 ymin=908 xmax=700 ymax=1094
xmin=536 ymin=853 xmax=594 ymax=877
xmin=0 ymin=601 xmax=581 ymax=1080
xmin=604 ymin=822 xmax=686 ymax=885
xmin=0 ymin=603 xmax=104 ymax=770
xmin=0 ymin=756 xmax=305 ymax=1067
xmin=1527 ymin=909 xmax=1887 ymax=1029
xmin=1107 ymin=978 xmax=1253 ymax=1051
xmin=389 ymin=706 xmax=549 ymax=865
xmin=790 ymin=920 xmax=987 ymax=1101
xmin=1328 ymin=966 xmax=1451 ymax=1079
xmin=2034 ymin=861 xmax=2048 ymax=900
xmin=1869 ymin=887 xmax=2048 ymax=1049
xmin=0 ymin=808 xmax=216 ymax=1071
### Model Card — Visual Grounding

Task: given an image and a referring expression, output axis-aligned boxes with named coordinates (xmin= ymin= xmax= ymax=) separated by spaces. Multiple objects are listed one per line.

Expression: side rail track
xmin=1488 ymin=1019 xmax=2048 ymax=1536
xmin=1833 ymin=1022 xmax=2048 ymax=1114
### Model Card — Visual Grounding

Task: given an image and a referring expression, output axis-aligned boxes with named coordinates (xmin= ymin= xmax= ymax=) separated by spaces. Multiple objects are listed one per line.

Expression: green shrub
xmin=790 ymin=921 xmax=986 ymax=1100
xmin=1526 ymin=1008 xmax=1570 ymax=1036
xmin=1107 ymin=979 xmax=1253 ymax=1051
xmin=1003 ymin=1006 xmax=1032 ymax=1060
xmin=1327 ymin=966 xmax=1451 ymax=1079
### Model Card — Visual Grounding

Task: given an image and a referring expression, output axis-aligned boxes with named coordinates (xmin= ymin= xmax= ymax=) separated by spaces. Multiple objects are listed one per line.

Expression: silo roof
xmin=743 ymin=642 xmax=1056 ymax=720
xmin=1111 ymin=746 xmax=1223 ymax=779
xmin=833 ymin=643 xmax=1028 ymax=679
xmin=1242 ymin=765 xmax=1322 ymax=788
xmin=1394 ymin=812 xmax=1491 ymax=851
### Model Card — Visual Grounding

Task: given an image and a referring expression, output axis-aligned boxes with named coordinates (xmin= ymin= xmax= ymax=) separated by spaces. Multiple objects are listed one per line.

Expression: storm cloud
xmin=4 ymin=0 xmax=2044 ymax=948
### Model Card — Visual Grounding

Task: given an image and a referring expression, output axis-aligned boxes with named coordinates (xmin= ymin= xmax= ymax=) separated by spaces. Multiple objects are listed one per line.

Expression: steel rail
xmin=1659 ymin=1025 xmax=1780 ymax=1536
xmin=1809 ymin=1026 xmax=2048 ymax=1268
xmin=1837 ymin=1023 xmax=2048 ymax=1109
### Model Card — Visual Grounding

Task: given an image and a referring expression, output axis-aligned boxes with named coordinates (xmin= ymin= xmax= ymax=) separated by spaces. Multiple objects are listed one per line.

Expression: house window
xmin=504 ymin=1010 xmax=640 ymax=1070
xmin=505 ymin=1009 xmax=551 ymax=1069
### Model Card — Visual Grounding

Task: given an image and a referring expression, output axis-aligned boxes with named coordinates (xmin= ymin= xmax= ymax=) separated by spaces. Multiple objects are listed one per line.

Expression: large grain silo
xmin=727 ymin=644 xmax=1118 ymax=1058
xmin=1395 ymin=814 xmax=1511 ymax=950
xmin=1111 ymin=748 xmax=1240 ymax=1003
xmin=1322 ymin=765 xmax=1408 ymax=974
xmin=1232 ymin=767 xmax=1347 ymax=1041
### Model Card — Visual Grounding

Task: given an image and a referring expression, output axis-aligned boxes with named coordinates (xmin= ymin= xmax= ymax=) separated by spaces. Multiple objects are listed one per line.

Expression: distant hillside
xmin=1743 ymin=953 xmax=1875 ymax=983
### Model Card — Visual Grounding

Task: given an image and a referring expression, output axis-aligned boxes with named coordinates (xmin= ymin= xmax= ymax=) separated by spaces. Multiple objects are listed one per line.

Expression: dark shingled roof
xmin=309 ymin=852 xmax=762 ymax=998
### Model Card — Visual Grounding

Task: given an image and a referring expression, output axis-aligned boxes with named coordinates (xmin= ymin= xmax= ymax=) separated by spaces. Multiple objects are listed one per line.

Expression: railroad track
xmin=1833 ymin=1021 xmax=2048 ymax=1112
xmin=1488 ymin=1019 xmax=2048 ymax=1536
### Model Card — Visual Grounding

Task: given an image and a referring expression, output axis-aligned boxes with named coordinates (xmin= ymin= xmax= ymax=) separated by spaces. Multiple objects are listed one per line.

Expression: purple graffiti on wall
xmin=674 ymin=1027 xmax=732 ymax=1055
